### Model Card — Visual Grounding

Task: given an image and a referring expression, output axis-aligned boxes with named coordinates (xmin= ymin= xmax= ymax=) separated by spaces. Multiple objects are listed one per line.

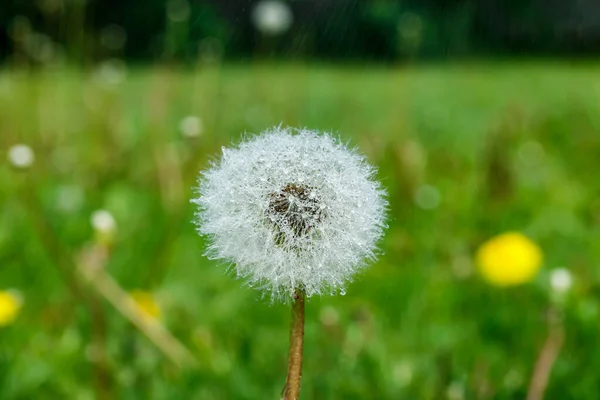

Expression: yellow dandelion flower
xmin=476 ymin=232 xmax=542 ymax=286
xmin=0 ymin=290 xmax=23 ymax=327
xmin=130 ymin=290 xmax=161 ymax=320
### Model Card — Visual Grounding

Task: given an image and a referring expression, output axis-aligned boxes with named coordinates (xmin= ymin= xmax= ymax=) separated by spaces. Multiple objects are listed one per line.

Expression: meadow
xmin=2 ymin=62 xmax=600 ymax=399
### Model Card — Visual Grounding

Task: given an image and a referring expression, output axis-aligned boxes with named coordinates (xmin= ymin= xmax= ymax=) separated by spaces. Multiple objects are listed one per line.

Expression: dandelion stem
xmin=526 ymin=308 xmax=565 ymax=400
xmin=282 ymin=289 xmax=305 ymax=400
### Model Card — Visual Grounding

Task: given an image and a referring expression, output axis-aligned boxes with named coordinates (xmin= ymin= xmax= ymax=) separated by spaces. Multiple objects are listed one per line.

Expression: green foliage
xmin=1 ymin=63 xmax=600 ymax=398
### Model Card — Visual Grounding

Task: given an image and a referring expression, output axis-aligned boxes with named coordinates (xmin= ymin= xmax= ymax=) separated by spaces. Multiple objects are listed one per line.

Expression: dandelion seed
xmin=8 ymin=144 xmax=34 ymax=168
xmin=192 ymin=127 xmax=387 ymax=301
xmin=476 ymin=232 xmax=542 ymax=286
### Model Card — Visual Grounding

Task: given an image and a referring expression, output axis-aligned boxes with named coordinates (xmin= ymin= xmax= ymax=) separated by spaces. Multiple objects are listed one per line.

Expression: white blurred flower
xmin=8 ymin=144 xmax=35 ymax=168
xmin=179 ymin=116 xmax=203 ymax=138
xmin=251 ymin=0 xmax=293 ymax=36
xmin=192 ymin=127 xmax=387 ymax=301
xmin=91 ymin=210 xmax=116 ymax=234
xmin=550 ymin=268 xmax=573 ymax=293
xmin=414 ymin=184 xmax=440 ymax=210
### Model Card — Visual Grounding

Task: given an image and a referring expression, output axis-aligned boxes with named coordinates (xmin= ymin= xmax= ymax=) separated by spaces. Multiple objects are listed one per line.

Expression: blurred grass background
xmin=2 ymin=62 xmax=600 ymax=399
xmin=3 ymin=0 xmax=600 ymax=398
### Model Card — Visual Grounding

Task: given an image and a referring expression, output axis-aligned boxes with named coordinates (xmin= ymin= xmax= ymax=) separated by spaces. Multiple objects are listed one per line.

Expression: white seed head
xmin=251 ymin=0 xmax=293 ymax=36
xmin=550 ymin=268 xmax=573 ymax=293
xmin=8 ymin=144 xmax=35 ymax=168
xmin=192 ymin=127 xmax=387 ymax=301
xmin=91 ymin=210 xmax=116 ymax=234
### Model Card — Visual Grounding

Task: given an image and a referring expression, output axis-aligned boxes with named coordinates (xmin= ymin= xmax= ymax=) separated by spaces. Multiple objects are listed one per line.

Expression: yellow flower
xmin=0 ymin=290 xmax=23 ymax=327
xmin=476 ymin=232 xmax=542 ymax=286
xmin=130 ymin=290 xmax=161 ymax=320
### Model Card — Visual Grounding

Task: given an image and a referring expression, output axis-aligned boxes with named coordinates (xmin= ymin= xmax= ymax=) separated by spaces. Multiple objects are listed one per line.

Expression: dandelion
xmin=251 ymin=0 xmax=293 ymax=36
xmin=8 ymin=144 xmax=35 ymax=168
xmin=193 ymin=127 xmax=386 ymax=299
xmin=192 ymin=126 xmax=387 ymax=399
xmin=0 ymin=290 xmax=23 ymax=327
xmin=476 ymin=232 xmax=542 ymax=286
xmin=130 ymin=290 xmax=162 ymax=321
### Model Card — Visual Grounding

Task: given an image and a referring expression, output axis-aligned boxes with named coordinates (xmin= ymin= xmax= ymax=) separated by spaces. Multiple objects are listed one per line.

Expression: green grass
xmin=2 ymin=62 xmax=600 ymax=399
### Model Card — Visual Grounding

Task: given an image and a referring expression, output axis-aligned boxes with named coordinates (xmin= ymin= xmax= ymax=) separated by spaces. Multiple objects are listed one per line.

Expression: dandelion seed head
xmin=193 ymin=127 xmax=387 ymax=301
